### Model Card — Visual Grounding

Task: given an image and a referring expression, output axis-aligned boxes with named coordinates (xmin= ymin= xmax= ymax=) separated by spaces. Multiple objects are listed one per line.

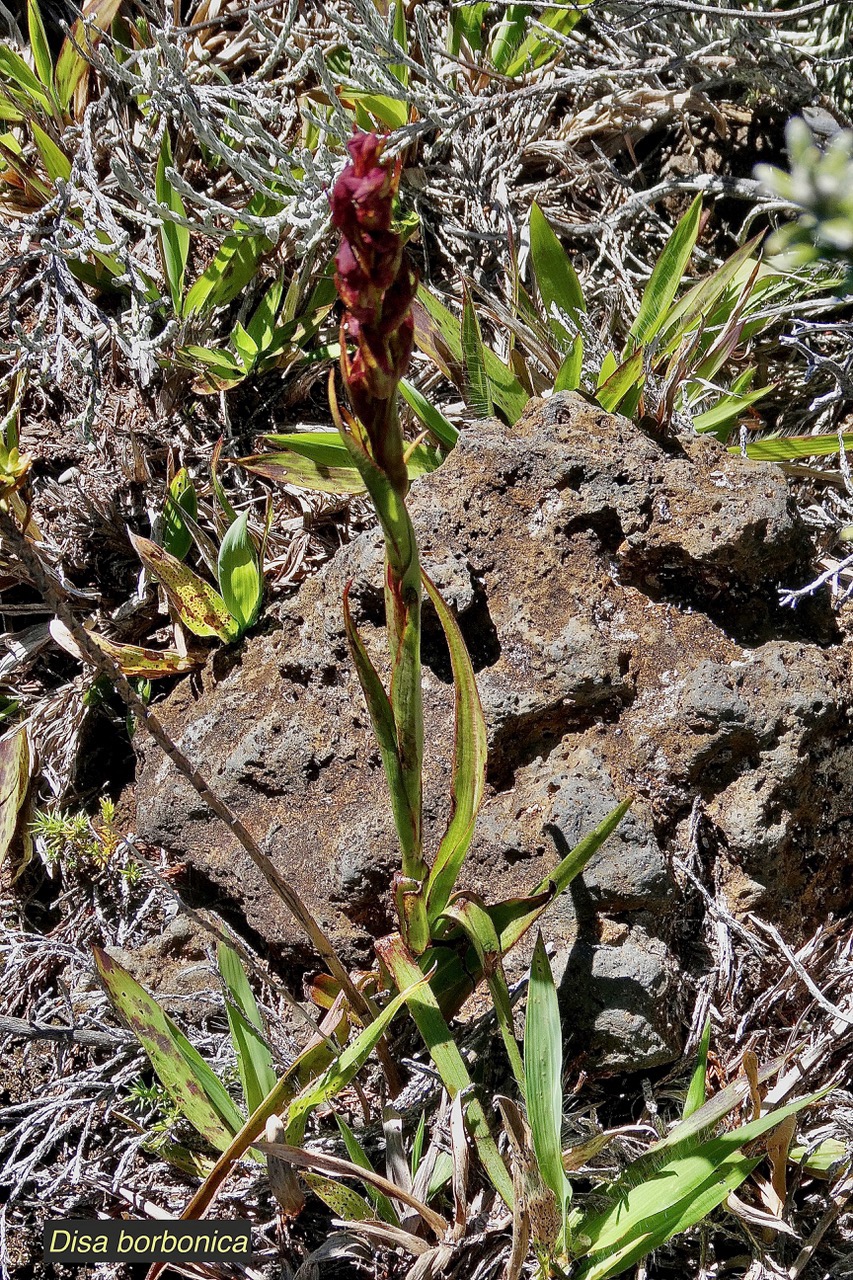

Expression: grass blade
xmin=27 ymin=0 xmax=54 ymax=97
xmin=683 ymin=1018 xmax=711 ymax=1119
xmin=595 ymin=348 xmax=644 ymax=414
xmin=529 ymin=201 xmax=585 ymax=355
xmin=285 ymin=972 xmax=427 ymax=1143
xmin=399 ymin=378 xmax=459 ymax=449
xmin=414 ymin=286 xmax=529 ymax=425
xmin=55 ymin=0 xmax=121 ymax=107
xmin=735 ymin=432 xmax=853 ymax=462
xmin=335 ymin=1115 xmax=402 ymax=1225
xmin=492 ymin=797 xmax=632 ymax=954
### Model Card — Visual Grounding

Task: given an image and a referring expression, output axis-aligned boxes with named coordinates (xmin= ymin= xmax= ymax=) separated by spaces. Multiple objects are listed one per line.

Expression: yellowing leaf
xmin=0 ymin=723 xmax=30 ymax=871
xmin=49 ymin=618 xmax=199 ymax=677
xmin=130 ymin=531 xmax=238 ymax=642
xmin=94 ymin=947 xmax=245 ymax=1152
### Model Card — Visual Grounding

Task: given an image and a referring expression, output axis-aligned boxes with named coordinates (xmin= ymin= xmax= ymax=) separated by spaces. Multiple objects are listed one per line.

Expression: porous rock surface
xmin=134 ymin=393 xmax=853 ymax=1073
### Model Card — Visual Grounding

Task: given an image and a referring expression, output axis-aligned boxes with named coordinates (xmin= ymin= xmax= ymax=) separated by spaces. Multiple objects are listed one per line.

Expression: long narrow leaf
xmin=335 ymin=1115 xmax=402 ymax=1225
xmin=156 ymin=131 xmax=190 ymax=313
xmin=423 ymin=570 xmax=487 ymax=921
xmin=377 ymin=933 xmax=514 ymax=1208
xmin=492 ymin=798 xmax=632 ymax=954
xmin=27 ymin=0 xmax=54 ymax=97
xmin=461 ymin=287 xmax=494 ymax=418
xmin=628 ymin=195 xmax=702 ymax=348
xmin=285 ymin=972 xmax=427 ymax=1143
xmin=529 ymin=201 xmax=585 ymax=354
xmin=399 ymin=378 xmax=459 ymax=450
xmin=342 ymin=586 xmax=417 ymax=866
xmin=217 ymin=944 xmax=277 ymax=1116
xmin=595 ymin=348 xmax=644 ymax=414
xmin=574 ymin=1089 xmax=827 ymax=1268
xmin=93 ymin=947 xmax=244 ymax=1151
xmin=525 ymin=933 xmax=570 ymax=1234
xmin=445 ymin=895 xmax=524 ymax=1091
xmin=683 ymin=1019 xmax=711 ymax=1119
xmin=414 ymin=286 xmax=529 ymax=425
xmin=735 ymin=432 xmax=853 ymax=463
xmin=54 ymin=0 xmax=122 ymax=107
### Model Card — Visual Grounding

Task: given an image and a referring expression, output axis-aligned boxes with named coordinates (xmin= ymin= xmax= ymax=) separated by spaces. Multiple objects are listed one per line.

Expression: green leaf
xmin=183 ymin=193 xmax=279 ymax=316
xmin=595 ymin=348 xmax=644 ymax=413
xmin=692 ymin=384 xmax=770 ymax=439
xmin=162 ymin=467 xmax=197 ymax=561
xmin=0 ymin=724 xmax=29 ymax=870
xmin=573 ymin=1089 xmax=827 ymax=1278
xmin=575 ymin=1150 xmax=762 ymax=1280
xmin=461 ymin=287 xmax=494 ymax=418
xmin=335 ymin=1116 xmax=402 ymax=1225
xmin=246 ymin=280 xmax=284 ymax=353
xmin=27 ymin=0 xmax=54 ymax=95
xmin=448 ymin=3 xmax=488 ymax=55
xmin=628 ymin=195 xmax=702 ymax=349
xmin=156 ymin=130 xmax=190 ymax=314
xmin=377 ymin=934 xmax=514 ymax=1208
xmin=130 ymin=531 xmax=238 ymax=642
xmin=230 ymin=321 xmax=258 ymax=373
xmin=217 ymin=512 xmax=263 ymax=635
xmin=529 ymin=201 xmax=585 ymax=356
xmin=414 ymin=286 xmax=529 ymax=425
xmin=93 ymin=947 xmax=244 ymax=1151
xmin=30 ymin=121 xmax=71 ymax=183
xmin=525 ymin=934 xmax=570 ymax=1231
xmin=217 ymin=944 xmax=277 ymax=1116
xmin=285 ymin=971 xmax=426 ymax=1144
xmin=341 ymin=90 xmax=408 ymax=130
xmin=399 ymin=378 xmax=459 ymax=450
xmin=493 ymin=798 xmax=632 ymax=955
xmin=488 ymin=4 xmax=528 ymax=73
xmin=655 ymin=236 xmax=763 ymax=359
xmin=0 ymin=45 xmax=54 ymax=112
xmin=502 ymin=4 xmax=591 ymax=76
xmin=301 ymin=1172 xmax=375 ymax=1221
xmin=241 ymin=449 xmax=364 ymax=495
xmin=443 ymin=895 xmax=524 ymax=1091
xmin=389 ymin=0 xmax=409 ymax=88
xmin=735 ymin=432 xmax=853 ymax=463
xmin=683 ymin=1019 xmax=711 ymax=1119
xmin=423 ymin=570 xmax=487 ymax=922
xmin=55 ymin=0 xmax=122 ymax=107
xmin=554 ymin=345 xmax=583 ymax=393
xmin=342 ymin=587 xmax=414 ymax=870
xmin=177 ymin=345 xmax=246 ymax=390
